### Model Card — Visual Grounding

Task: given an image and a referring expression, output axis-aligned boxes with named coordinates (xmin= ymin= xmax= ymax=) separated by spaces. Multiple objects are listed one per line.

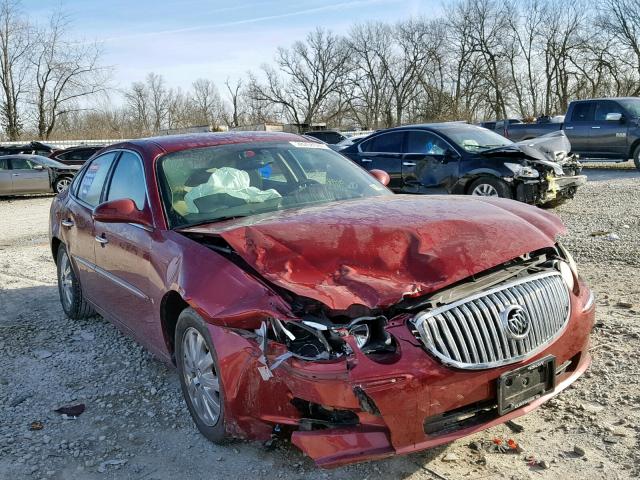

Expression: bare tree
xmin=248 ymin=28 xmax=351 ymax=126
xmin=0 ymin=0 xmax=30 ymax=139
xmin=223 ymin=77 xmax=244 ymax=128
xmin=30 ymin=11 xmax=109 ymax=139
xmin=190 ymin=78 xmax=223 ymax=127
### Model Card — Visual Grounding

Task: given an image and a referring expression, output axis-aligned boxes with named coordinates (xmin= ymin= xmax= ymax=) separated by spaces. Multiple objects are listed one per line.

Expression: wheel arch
xmin=160 ymin=290 xmax=190 ymax=364
xmin=462 ymin=170 xmax=506 ymax=194
xmin=628 ymin=138 xmax=640 ymax=160
xmin=51 ymin=237 xmax=62 ymax=265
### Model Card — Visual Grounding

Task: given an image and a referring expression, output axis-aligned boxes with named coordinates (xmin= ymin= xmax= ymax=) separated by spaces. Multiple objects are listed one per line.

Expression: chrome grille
xmin=412 ymin=272 xmax=570 ymax=369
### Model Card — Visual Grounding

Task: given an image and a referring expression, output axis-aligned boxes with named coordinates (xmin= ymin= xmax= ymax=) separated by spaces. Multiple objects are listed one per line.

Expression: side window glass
xmin=77 ymin=152 xmax=117 ymax=206
xmin=0 ymin=158 xmax=7 ymax=170
xmin=594 ymin=101 xmax=624 ymax=122
xmin=361 ymin=132 xmax=404 ymax=153
xmin=11 ymin=158 xmax=35 ymax=170
xmin=106 ymin=152 xmax=147 ymax=210
xmin=405 ymin=131 xmax=447 ymax=155
xmin=571 ymin=103 xmax=594 ymax=122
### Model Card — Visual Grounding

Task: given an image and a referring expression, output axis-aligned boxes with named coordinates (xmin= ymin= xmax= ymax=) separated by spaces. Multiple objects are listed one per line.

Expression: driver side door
xmin=9 ymin=157 xmax=51 ymax=193
xmin=93 ymin=150 xmax=155 ymax=338
xmin=402 ymin=130 xmax=459 ymax=194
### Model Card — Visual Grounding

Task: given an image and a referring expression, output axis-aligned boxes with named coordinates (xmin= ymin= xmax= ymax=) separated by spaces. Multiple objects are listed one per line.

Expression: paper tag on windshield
xmin=289 ymin=141 xmax=329 ymax=149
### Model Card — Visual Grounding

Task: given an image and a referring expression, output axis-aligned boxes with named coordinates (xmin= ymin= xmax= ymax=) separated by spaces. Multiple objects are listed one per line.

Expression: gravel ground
xmin=0 ymin=168 xmax=638 ymax=480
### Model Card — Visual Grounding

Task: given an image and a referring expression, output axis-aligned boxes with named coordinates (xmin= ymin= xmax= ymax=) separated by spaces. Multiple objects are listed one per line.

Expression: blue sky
xmin=24 ymin=0 xmax=440 ymax=94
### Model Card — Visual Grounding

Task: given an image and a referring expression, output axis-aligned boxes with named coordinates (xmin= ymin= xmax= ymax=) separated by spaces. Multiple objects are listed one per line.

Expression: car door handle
xmin=61 ymin=219 xmax=74 ymax=228
xmin=403 ymin=162 xmax=417 ymax=166
xmin=361 ymin=158 xmax=372 ymax=163
xmin=591 ymin=126 xmax=601 ymax=129
xmin=95 ymin=235 xmax=109 ymax=246
xmin=12 ymin=173 xmax=20 ymax=176
xmin=565 ymin=126 xmax=573 ymax=130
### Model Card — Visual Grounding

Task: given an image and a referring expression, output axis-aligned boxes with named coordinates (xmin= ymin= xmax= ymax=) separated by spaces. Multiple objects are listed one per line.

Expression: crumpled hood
xmin=481 ymin=131 xmax=572 ymax=174
xmin=181 ymin=195 xmax=565 ymax=311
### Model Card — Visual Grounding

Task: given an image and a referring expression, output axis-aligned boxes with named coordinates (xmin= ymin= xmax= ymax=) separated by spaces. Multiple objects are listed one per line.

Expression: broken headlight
xmin=504 ymin=162 xmax=540 ymax=179
xmin=347 ymin=317 xmax=396 ymax=355
xmin=556 ymin=243 xmax=579 ymax=292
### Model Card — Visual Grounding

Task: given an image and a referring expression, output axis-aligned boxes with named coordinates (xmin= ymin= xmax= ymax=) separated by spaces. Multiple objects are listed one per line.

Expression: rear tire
xmin=175 ymin=308 xmax=227 ymax=443
xmin=468 ymin=176 xmax=512 ymax=199
xmin=633 ymin=145 xmax=640 ymax=171
xmin=56 ymin=245 xmax=95 ymax=319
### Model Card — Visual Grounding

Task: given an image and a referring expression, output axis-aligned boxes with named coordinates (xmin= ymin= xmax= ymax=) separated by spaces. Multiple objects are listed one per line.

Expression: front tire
xmin=468 ymin=176 xmax=512 ymax=199
xmin=175 ymin=308 xmax=226 ymax=443
xmin=54 ymin=176 xmax=73 ymax=194
xmin=56 ymin=245 xmax=95 ymax=319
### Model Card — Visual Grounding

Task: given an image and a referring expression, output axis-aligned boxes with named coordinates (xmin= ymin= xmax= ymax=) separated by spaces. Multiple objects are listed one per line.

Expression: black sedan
xmin=340 ymin=123 xmax=587 ymax=206
xmin=0 ymin=154 xmax=79 ymax=196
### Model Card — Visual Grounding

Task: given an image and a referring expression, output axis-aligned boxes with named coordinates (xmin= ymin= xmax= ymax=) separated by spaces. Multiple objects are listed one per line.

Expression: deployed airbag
xmin=184 ymin=167 xmax=281 ymax=213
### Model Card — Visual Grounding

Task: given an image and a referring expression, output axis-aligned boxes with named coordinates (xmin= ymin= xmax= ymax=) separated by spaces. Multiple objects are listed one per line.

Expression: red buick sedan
xmin=49 ymin=132 xmax=595 ymax=467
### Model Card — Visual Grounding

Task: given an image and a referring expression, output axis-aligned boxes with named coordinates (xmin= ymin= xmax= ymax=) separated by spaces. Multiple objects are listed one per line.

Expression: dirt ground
xmin=0 ymin=167 xmax=638 ymax=480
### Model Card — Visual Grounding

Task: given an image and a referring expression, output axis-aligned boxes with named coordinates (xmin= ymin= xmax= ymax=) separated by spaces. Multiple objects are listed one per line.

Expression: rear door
xmin=402 ymin=130 xmax=459 ymax=193
xmin=591 ymin=100 xmax=627 ymax=158
xmin=61 ymin=152 xmax=119 ymax=303
xmin=355 ymin=131 xmax=406 ymax=190
xmin=93 ymin=150 xmax=154 ymax=335
xmin=0 ymin=158 xmax=11 ymax=194
xmin=9 ymin=157 xmax=51 ymax=193
xmin=564 ymin=101 xmax=595 ymax=156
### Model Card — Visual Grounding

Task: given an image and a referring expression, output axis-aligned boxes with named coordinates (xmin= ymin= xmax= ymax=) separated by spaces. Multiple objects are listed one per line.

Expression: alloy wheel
xmin=181 ymin=327 xmax=221 ymax=427
xmin=56 ymin=177 xmax=72 ymax=193
xmin=59 ymin=251 xmax=74 ymax=309
xmin=471 ymin=183 xmax=499 ymax=196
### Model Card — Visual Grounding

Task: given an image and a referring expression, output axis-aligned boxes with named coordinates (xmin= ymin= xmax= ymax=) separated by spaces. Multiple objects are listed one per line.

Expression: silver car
xmin=0 ymin=154 xmax=79 ymax=196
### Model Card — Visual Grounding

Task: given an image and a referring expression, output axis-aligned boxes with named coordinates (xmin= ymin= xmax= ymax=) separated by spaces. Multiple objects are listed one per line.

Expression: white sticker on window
xmin=289 ymin=141 xmax=329 ymax=149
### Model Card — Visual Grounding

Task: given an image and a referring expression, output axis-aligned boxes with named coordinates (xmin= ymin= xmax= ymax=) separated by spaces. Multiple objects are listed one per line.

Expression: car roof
xmin=370 ymin=122 xmax=481 ymax=134
xmin=106 ymin=131 xmax=308 ymax=158
xmin=0 ymin=153 xmax=52 ymax=160
xmin=572 ymin=97 xmax=639 ymax=102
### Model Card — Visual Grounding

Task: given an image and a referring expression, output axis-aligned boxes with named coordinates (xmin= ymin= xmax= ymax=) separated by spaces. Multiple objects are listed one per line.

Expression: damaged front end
xmin=484 ymin=131 xmax=587 ymax=205
xmin=184 ymin=226 xmax=593 ymax=467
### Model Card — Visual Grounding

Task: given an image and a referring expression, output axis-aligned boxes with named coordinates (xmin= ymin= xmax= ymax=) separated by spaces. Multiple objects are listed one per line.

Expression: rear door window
xmin=360 ymin=132 xmax=405 ymax=153
xmin=77 ymin=152 xmax=117 ymax=206
xmin=0 ymin=158 xmax=8 ymax=170
xmin=570 ymin=102 xmax=595 ymax=122
xmin=594 ymin=101 xmax=624 ymax=122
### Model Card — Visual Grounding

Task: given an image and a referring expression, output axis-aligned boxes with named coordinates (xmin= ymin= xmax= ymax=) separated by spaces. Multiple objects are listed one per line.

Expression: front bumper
xmin=292 ymin=351 xmax=591 ymax=467
xmin=207 ymin=284 xmax=595 ymax=468
xmin=517 ymin=174 xmax=587 ymax=204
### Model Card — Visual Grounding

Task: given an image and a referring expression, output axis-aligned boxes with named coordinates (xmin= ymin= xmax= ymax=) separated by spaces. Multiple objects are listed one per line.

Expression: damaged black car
xmin=340 ymin=123 xmax=586 ymax=206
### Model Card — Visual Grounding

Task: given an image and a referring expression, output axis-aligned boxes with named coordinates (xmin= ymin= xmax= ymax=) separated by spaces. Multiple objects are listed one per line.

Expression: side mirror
xmin=93 ymin=198 xmax=153 ymax=229
xmin=442 ymin=149 xmax=459 ymax=163
xmin=33 ymin=164 xmax=44 ymax=170
xmin=369 ymin=169 xmax=390 ymax=186
xmin=605 ymin=112 xmax=623 ymax=122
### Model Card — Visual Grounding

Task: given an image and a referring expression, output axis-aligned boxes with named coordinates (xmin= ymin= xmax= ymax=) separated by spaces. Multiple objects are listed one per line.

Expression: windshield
xmin=158 ymin=141 xmax=391 ymax=228
xmin=617 ymin=98 xmax=640 ymax=118
xmin=448 ymin=127 xmax=513 ymax=152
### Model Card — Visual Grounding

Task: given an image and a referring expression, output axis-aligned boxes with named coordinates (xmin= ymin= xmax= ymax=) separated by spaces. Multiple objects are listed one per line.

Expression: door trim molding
xmin=73 ymin=255 xmax=150 ymax=301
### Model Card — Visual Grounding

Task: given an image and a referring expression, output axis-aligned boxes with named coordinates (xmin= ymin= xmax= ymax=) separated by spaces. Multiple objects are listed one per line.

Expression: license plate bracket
xmin=498 ymin=355 xmax=555 ymax=416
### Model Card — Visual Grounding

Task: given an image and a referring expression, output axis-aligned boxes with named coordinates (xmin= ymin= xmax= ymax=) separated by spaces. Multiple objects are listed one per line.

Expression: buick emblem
xmin=500 ymin=305 xmax=530 ymax=340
